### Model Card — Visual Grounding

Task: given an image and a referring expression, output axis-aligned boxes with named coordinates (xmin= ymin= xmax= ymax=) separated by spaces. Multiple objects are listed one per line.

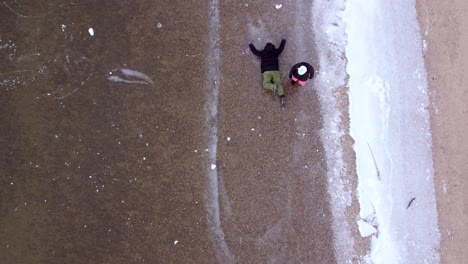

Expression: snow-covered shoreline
xmin=345 ymin=0 xmax=440 ymax=261
xmin=312 ymin=0 xmax=355 ymax=262
xmin=314 ymin=0 xmax=441 ymax=262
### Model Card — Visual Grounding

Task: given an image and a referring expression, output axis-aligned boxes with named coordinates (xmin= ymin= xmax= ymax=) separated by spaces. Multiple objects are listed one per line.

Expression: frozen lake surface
xmin=0 ymin=0 xmax=441 ymax=263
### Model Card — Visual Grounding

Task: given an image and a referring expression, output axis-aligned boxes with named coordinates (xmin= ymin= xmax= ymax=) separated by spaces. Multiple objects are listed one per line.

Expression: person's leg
xmin=271 ymin=71 xmax=284 ymax=96
xmin=262 ymin=71 xmax=275 ymax=92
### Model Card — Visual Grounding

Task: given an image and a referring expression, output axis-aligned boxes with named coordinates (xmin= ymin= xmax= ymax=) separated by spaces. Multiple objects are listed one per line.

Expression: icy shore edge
xmin=344 ymin=0 xmax=440 ymax=262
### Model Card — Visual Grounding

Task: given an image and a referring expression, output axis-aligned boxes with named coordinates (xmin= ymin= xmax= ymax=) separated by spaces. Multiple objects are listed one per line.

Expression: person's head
xmin=264 ymin=43 xmax=275 ymax=51
xmin=298 ymin=65 xmax=307 ymax=75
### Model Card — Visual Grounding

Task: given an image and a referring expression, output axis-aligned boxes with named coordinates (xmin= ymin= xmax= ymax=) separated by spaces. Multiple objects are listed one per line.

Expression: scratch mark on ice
xmin=203 ymin=0 xmax=234 ymax=263
xmin=2 ymin=2 xmax=76 ymax=19
xmin=406 ymin=197 xmax=416 ymax=209
xmin=108 ymin=68 xmax=154 ymax=86
xmin=367 ymin=143 xmax=381 ymax=181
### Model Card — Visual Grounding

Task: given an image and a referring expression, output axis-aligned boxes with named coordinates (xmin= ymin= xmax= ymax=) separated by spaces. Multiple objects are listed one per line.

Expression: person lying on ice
xmin=288 ymin=62 xmax=314 ymax=86
xmin=248 ymin=38 xmax=287 ymax=107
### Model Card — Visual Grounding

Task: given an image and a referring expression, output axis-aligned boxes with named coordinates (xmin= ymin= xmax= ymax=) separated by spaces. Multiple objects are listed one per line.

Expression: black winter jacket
xmin=289 ymin=62 xmax=314 ymax=81
xmin=249 ymin=39 xmax=286 ymax=73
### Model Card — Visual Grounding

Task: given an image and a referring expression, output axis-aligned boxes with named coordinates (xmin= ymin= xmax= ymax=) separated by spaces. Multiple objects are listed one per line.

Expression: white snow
xmin=88 ymin=28 xmax=94 ymax=36
xmin=174 ymin=240 xmax=179 ymax=245
xmin=344 ymin=0 xmax=440 ymax=263
xmin=108 ymin=68 xmax=154 ymax=85
xmin=275 ymin=4 xmax=283 ymax=9
xmin=357 ymin=220 xmax=377 ymax=237
xmin=313 ymin=0 xmax=440 ymax=262
xmin=211 ymin=164 xmax=217 ymax=170
xmin=312 ymin=0 xmax=354 ymax=262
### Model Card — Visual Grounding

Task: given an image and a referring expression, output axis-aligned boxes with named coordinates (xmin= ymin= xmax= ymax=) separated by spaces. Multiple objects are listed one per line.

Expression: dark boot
xmin=280 ymin=96 xmax=286 ymax=108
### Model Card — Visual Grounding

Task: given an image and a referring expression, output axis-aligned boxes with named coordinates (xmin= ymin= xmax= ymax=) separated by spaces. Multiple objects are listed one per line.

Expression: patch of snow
xmin=108 ymin=68 xmax=154 ymax=86
xmin=357 ymin=220 xmax=377 ymax=237
xmin=275 ymin=4 xmax=283 ymax=9
xmin=312 ymin=0 xmax=354 ymax=262
xmin=344 ymin=0 xmax=440 ymax=262
xmin=88 ymin=28 xmax=94 ymax=36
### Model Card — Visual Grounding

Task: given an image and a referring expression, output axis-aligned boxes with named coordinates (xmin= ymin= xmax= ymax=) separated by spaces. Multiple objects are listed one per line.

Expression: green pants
xmin=262 ymin=71 xmax=284 ymax=96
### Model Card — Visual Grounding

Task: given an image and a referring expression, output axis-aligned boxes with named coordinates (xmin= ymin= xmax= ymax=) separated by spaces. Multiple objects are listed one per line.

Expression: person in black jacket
xmin=289 ymin=62 xmax=314 ymax=86
xmin=249 ymin=39 xmax=287 ymax=106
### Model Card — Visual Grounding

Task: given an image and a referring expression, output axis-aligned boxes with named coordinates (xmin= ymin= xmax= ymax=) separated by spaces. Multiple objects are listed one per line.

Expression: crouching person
xmin=289 ymin=62 xmax=314 ymax=87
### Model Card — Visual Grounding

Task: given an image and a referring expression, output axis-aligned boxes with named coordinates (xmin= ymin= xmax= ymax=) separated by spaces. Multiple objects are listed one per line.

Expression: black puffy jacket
xmin=249 ymin=39 xmax=286 ymax=73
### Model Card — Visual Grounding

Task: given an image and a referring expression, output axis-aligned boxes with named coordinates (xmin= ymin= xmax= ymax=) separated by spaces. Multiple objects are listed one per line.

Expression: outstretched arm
xmin=249 ymin=44 xmax=261 ymax=57
xmin=277 ymin=39 xmax=286 ymax=54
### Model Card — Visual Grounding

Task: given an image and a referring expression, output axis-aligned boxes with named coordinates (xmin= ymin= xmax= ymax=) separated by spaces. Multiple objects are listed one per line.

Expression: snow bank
xmin=344 ymin=0 xmax=440 ymax=262
xmin=312 ymin=0 xmax=355 ymax=262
